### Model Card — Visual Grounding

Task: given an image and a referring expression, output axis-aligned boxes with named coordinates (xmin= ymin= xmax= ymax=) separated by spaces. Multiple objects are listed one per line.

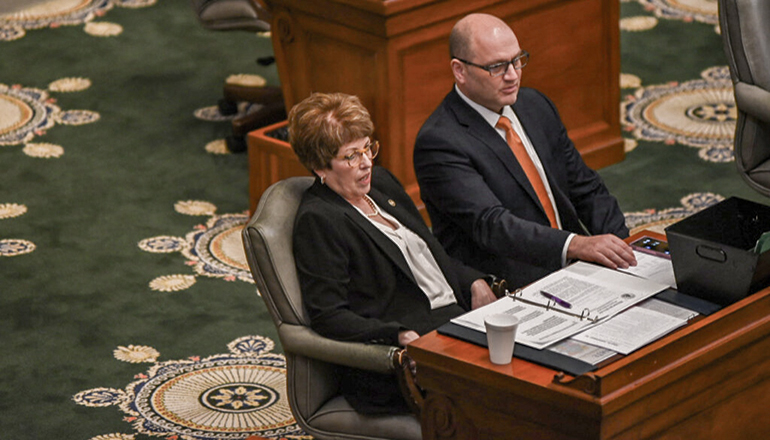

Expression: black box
xmin=664 ymin=196 xmax=770 ymax=306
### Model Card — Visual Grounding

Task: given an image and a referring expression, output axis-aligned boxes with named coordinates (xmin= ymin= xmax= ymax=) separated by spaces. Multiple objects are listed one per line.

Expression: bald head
xmin=450 ymin=13 xmax=515 ymax=60
xmin=448 ymin=13 xmax=523 ymax=112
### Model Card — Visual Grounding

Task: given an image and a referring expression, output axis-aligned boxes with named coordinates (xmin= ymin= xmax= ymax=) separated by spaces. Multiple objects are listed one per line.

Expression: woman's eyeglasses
xmin=338 ymin=140 xmax=379 ymax=167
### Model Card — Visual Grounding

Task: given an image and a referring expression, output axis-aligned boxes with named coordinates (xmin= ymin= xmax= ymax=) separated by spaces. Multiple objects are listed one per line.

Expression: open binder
xmin=438 ymin=287 xmax=720 ymax=376
xmin=505 ymin=288 xmax=603 ymax=324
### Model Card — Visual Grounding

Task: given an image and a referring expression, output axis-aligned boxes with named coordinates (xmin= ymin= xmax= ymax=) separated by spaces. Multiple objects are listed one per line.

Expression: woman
xmin=289 ymin=92 xmax=497 ymax=414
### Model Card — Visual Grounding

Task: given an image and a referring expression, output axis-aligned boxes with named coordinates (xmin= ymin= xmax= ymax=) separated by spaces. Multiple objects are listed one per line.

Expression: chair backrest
xmin=242 ymin=177 xmax=423 ymax=440
xmin=190 ymin=0 xmax=271 ymax=32
xmin=243 ymin=177 xmax=313 ymax=329
xmin=719 ymin=0 xmax=770 ymax=196
xmin=242 ymin=177 xmax=340 ymax=424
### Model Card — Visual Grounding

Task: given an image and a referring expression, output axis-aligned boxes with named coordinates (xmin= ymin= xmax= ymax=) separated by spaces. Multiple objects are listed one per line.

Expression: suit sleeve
xmin=293 ymin=206 xmax=405 ymax=345
xmin=539 ymin=93 xmax=629 ymax=238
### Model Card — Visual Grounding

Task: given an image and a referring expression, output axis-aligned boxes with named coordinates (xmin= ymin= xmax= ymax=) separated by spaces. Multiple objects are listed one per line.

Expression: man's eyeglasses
xmin=453 ymin=50 xmax=529 ymax=77
xmin=337 ymin=140 xmax=379 ymax=167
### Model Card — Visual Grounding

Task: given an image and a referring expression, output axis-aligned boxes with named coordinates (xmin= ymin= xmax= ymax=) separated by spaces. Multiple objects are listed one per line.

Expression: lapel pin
xmin=388 ymin=199 xmax=396 ymax=207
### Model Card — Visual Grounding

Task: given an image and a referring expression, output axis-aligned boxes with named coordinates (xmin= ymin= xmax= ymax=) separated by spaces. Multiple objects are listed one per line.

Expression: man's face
xmin=453 ymin=25 xmax=523 ymax=113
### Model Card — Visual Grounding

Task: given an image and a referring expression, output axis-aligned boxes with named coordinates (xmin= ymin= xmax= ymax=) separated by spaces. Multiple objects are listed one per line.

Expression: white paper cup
xmin=484 ymin=313 xmax=520 ymax=365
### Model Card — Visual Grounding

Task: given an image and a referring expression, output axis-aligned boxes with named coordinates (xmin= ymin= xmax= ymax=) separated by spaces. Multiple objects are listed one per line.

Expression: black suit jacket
xmin=293 ymin=166 xmax=484 ymax=414
xmin=414 ymin=87 xmax=629 ymax=289
xmin=293 ymin=166 xmax=483 ymax=345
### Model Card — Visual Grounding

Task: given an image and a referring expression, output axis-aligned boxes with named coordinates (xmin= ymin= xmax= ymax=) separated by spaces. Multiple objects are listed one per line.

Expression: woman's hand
xmin=471 ymin=278 xmax=497 ymax=309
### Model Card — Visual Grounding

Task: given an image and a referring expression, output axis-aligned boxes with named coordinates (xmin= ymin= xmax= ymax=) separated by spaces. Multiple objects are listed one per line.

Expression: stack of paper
xmin=451 ymin=262 xmax=669 ymax=350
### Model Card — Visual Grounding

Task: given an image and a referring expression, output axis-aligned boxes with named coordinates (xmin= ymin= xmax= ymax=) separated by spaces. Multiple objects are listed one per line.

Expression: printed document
xmin=450 ymin=262 xmax=668 ymax=350
xmin=619 ymin=250 xmax=677 ymax=288
xmin=549 ymin=298 xmax=696 ymax=363
xmin=571 ymin=306 xmax=687 ymax=354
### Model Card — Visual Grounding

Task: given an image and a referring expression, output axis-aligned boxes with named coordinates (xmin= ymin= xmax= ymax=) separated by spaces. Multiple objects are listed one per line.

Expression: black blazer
xmin=414 ymin=87 xmax=629 ymax=289
xmin=293 ymin=166 xmax=484 ymax=347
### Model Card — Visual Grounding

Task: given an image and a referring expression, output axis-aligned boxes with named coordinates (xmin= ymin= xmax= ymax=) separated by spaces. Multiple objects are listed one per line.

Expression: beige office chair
xmin=719 ymin=0 xmax=770 ymax=197
xmin=191 ymin=0 xmax=285 ymax=152
xmin=242 ymin=177 xmax=422 ymax=440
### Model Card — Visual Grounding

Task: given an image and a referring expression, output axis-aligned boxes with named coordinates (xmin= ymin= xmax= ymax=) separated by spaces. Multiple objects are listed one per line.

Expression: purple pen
xmin=540 ymin=291 xmax=572 ymax=309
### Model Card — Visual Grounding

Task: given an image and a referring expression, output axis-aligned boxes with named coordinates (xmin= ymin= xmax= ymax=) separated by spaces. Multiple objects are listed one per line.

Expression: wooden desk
xmin=408 ymin=231 xmax=770 ymax=439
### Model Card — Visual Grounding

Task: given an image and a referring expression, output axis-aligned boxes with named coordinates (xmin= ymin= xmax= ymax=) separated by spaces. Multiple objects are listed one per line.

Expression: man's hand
xmin=471 ymin=278 xmax=498 ymax=309
xmin=398 ymin=330 xmax=420 ymax=347
xmin=567 ymin=234 xmax=637 ymax=269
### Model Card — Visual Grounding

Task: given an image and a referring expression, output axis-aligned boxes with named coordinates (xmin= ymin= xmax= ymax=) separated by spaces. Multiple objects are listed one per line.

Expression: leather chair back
xmin=242 ymin=177 xmax=422 ymax=440
xmin=719 ymin=0 xmax=770 ymax=196
xmin=190 ymin=0 xmax=270 ymax=32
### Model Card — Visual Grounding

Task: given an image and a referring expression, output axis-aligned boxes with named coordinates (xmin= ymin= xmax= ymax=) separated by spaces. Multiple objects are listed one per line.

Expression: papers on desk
xmin=548 ymin=298 xmax=697 ymax=362
xmin=547 ymin=339 xmax=617 ymax=365
xmin=619 ymin=250 xmax=677 ymax=289
xmin=571 ymin=304 xmax=686 ymax=354
xmin=451 ymin=261 xmax=668 ymax=350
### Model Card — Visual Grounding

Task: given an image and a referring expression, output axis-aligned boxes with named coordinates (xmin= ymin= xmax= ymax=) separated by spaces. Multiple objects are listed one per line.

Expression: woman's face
xmin=317 ymin=137 xmax=374 ymax=203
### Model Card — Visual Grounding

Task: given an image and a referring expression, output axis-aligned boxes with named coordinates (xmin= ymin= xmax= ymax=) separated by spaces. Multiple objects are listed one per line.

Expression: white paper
xmin=530 ymin=261 xmax=669 ymax=320
xmin=619 ymin=250 xmax=677 ymax=288
xmin=450 ymin=262 xmax=668 ymax=350
xmin=548 ymin=339 xmax=617 ymax=365
xmin=571 ymin=306 xmax=687 ymax=354
xmin=638 ymin=297 xmax=698 ymax=321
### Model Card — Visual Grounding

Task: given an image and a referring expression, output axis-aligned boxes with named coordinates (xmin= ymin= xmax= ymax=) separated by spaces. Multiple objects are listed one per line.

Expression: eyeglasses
xmin=337 ymin=140 xmax=379 ymax=168
xmin=453 ymin=50 xmax=529 ymax=77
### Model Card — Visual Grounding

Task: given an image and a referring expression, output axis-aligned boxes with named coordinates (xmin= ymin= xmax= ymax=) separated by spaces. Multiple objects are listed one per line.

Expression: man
xmin=413 ymin=13 xmax=636 ymax=289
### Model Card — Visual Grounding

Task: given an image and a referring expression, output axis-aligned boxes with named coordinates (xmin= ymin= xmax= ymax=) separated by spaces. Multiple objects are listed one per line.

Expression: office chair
xmin=242 ymin=177 xmax=423 ymax=440
xmin=719 ymin=0 xmax=770 ymax=197
xmin=191 ymin=0 xmax=286 ymax=152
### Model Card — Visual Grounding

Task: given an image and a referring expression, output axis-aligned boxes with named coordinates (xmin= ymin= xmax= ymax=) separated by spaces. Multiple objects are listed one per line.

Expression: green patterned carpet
xmin=0 ymin=1 xmax=764 ymax=439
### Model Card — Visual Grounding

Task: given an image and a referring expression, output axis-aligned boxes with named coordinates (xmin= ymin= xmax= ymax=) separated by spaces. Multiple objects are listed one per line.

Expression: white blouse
xmin=354 ymin=197 xmax=457 ymax=310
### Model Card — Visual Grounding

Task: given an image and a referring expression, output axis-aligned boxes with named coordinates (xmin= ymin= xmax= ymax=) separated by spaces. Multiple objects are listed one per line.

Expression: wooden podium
xmin=408 ymin=231 xmax=770 ymax=440
xmin=249 ymin=0 xmax=623 ymax=214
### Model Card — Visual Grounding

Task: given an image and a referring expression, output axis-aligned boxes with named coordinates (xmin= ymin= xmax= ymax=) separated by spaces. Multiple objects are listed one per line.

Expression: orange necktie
xmin=496 ymin=116 xmax=558 ymax=228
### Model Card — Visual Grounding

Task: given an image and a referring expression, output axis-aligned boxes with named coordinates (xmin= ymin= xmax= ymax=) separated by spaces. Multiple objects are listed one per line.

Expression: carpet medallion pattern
xmin=635 ymin=0 xmax=718 ymax=25
xmin=0 ymin=0 xmax=155 ymax=41
xmin=73 ymin=336 xmax=309 ymax=440
xmin=0 ymin=237 xmax=36 ymax=256
xmin=139 ymin=201 xmax=252 ymax=292
xmin=0 ymin=80 xmax=100 ymax=154
xmin=621 ymin=66 xmax=735 ymax=163
xmin=624 ymin=192 xmax=724 ymax=235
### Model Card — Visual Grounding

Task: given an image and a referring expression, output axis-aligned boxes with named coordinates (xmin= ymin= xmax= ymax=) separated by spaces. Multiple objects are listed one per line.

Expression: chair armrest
xmin=735 ymin=82 xmax=770 ymax=120
xmin=279 ymin=324 xmax=399 ymax=374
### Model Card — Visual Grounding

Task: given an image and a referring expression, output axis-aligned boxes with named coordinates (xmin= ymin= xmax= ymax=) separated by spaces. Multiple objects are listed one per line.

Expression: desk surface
xmin=409 ymin=231 xmax=770 ymax=440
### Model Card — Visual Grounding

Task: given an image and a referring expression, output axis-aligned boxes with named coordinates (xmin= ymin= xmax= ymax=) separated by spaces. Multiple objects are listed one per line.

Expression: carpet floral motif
xmin=634 ymin=0 xmax=718 ymax=25
xmin=624 ymin=192 xmax=724 ymax=236
xmin=73 ymin=335 xmax=309 ymax=440
xmin=621 ymin=66 xmax=735 ymax=163
xmin=0 ymin=80 xmax=99 ymax=156
xmin=620 ymin=15 xmax=659 ymax=32
xmin=138 ymin=200 xmax=253 ymax=292
xmin=0 ymin=0 xmax=156 ymax=41
xmin=0 ymin=203 xmax=35 ymax=257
